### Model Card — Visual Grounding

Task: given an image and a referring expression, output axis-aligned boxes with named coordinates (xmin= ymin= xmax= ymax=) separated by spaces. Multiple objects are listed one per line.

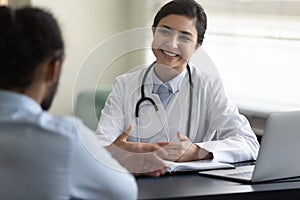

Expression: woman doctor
xmin=97 ymin=0 xmax=260 ymax=163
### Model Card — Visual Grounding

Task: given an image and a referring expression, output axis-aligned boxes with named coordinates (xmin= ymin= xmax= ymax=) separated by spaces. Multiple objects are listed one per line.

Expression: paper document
xmin=164 ymin=160 xmax=235 ymax=173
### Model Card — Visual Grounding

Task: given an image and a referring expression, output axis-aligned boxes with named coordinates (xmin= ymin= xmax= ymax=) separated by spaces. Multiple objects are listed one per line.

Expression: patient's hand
xmin=106 ymin=125 xmax=167 ymax=177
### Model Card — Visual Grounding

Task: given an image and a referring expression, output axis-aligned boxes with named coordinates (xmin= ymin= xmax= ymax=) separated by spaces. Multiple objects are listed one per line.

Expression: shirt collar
xmin=0 ymin=90 xmax=43 ymax=114
xmin=151 ymin=66 xmax=187 ymax=94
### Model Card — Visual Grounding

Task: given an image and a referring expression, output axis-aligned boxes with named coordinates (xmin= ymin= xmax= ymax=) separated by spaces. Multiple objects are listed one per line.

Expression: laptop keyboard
xmin=227 ymin=171 xmax=253 ymax=178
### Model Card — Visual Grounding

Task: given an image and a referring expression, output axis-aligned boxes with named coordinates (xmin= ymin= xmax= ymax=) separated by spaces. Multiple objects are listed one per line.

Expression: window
xmin=201 ymin=0 xmax=300 ymax=114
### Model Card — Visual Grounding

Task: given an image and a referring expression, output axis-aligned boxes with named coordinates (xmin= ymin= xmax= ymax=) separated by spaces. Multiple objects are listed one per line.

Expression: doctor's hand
xmin=106 ymin=125 xmax=168 ymax=177
xmin=156 ymin=132 xmax=213 ymax=162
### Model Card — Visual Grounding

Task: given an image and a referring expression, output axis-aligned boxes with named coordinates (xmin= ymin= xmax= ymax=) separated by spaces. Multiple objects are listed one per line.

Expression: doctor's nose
xmin=166 ymin=34 xmax=179 ymax=49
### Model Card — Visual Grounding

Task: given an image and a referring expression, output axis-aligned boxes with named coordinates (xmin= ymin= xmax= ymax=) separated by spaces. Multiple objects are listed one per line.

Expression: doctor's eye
xmin=157 ymin=28 xmax=172 ymax=37
xmin=179 ymin=34 xmax=192 ymax=43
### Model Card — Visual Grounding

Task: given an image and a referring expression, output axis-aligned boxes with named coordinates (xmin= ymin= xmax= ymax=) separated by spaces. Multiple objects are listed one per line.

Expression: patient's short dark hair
xmin=0 ymin=6 xmax=64 ymax=89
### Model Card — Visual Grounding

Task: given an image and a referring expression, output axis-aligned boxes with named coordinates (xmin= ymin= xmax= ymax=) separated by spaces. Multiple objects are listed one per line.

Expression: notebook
xmin=198 ymin=111 xmax=300 ymax=183
xmin=164 ymin=160 xmax=234 ymax=173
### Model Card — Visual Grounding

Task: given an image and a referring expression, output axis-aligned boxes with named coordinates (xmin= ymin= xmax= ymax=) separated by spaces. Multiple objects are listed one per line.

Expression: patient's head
xmin=0 ymin=6 xmax=64 ymax=110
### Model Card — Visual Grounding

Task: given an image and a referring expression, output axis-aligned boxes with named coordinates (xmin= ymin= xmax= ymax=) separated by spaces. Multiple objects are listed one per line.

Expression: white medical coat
xmin=96 ymin=63 xmax=260 ymax=163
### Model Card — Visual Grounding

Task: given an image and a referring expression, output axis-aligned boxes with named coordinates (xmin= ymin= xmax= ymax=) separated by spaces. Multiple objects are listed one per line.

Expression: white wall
xmin=8 ymin=0 xmax=30 ymax=7
xmin=31 ymin=0 xmax=149 ymax=115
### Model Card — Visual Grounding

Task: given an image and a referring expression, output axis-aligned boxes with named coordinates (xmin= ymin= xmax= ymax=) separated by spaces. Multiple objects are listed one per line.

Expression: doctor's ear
xmin=195 ymin=42 xmax=202 ymax=50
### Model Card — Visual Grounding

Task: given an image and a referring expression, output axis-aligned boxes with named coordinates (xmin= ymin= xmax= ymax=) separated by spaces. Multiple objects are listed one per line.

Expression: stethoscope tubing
xmin=135 ymin=62 xmax=193 ymax=140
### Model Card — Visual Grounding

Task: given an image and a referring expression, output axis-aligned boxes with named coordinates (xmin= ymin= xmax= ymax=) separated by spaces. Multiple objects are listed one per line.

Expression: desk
xmin=137 ymin=172 xmax=300 ymax=199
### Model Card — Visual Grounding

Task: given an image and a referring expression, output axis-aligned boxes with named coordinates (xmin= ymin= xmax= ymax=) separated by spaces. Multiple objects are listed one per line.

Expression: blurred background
xmin=4 ymin=0 xmax=300 ymax=135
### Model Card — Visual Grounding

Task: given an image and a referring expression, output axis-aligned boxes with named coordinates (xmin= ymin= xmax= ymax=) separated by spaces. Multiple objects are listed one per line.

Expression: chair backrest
xmin=74 ymin=87 xmax=111 ymax=130
xmin=0 ymin=122 xmax=72 ymax=200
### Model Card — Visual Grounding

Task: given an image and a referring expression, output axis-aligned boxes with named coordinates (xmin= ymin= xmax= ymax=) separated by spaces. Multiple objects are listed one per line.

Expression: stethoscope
xmin=135 ymin=62 xmax=193 ymax=142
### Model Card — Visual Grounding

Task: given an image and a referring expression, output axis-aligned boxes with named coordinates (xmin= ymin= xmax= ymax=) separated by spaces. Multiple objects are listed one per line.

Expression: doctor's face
xmin=152 ymin=14 xmax=199 ymax=73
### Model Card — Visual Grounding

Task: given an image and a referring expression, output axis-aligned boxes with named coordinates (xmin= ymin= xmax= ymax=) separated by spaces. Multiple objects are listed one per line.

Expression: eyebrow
xmin=159 ymin=25 xmax=194 ymax=37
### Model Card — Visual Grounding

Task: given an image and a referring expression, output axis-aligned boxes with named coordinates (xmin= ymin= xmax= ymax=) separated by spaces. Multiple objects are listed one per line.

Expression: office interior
xmin=4 ymin=0 xmax=300 ymax=142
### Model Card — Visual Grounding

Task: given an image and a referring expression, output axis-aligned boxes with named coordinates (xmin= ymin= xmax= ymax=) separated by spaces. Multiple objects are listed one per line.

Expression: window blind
xmin=201 ymin=0 xmax=300 ymax=114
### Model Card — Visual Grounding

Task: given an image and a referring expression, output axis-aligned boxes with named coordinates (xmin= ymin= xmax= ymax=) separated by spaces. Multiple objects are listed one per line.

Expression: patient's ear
xmin=45 ymin=59 xmax=61 ymax=83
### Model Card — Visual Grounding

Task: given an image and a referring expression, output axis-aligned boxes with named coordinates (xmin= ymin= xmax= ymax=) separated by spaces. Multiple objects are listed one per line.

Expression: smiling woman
xmin=96 ymin=0 xmax=259 ymax=165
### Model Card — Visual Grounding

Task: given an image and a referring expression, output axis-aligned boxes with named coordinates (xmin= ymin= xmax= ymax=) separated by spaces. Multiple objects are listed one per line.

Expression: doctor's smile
xmin=161 ymin=49 xmax=178 ymax=57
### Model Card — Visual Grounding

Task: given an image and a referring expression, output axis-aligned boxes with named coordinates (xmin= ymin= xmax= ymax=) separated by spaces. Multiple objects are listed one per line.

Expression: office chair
xmin=74 ymin=87 xmax=111 ymax=130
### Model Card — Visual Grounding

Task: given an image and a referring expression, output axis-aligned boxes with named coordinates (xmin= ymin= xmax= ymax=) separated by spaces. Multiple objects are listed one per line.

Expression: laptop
xmin=199 ymin=111 xmax=300 ymax=183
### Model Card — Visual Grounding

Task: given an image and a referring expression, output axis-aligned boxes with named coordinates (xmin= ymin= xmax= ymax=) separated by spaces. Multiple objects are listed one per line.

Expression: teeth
xmin=162 ymin=50 xmax=177 ymax=57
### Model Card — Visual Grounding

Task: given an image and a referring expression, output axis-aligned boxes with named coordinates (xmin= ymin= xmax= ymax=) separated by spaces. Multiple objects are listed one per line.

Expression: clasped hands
xmin=106 ymin=125 xmax=212 ymax=177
